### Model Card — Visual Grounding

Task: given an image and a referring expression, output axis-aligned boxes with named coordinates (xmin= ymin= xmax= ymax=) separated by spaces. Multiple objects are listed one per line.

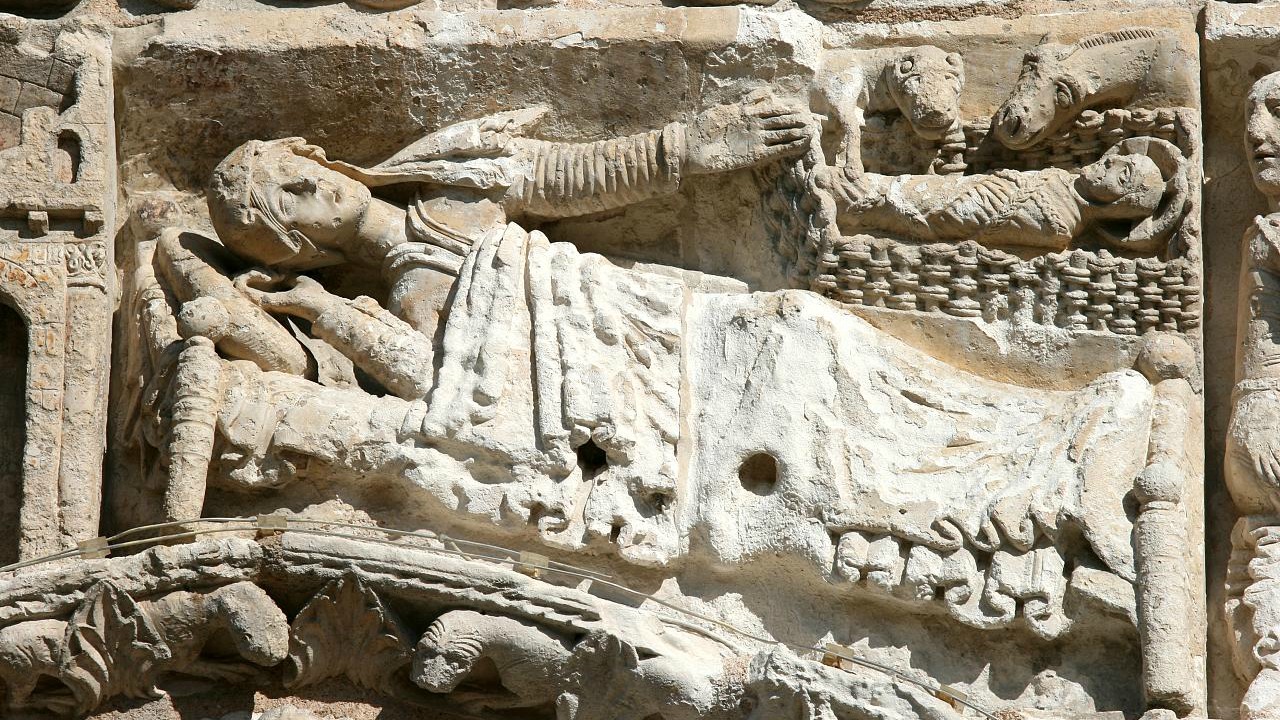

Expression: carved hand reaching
xmin=684 ymin=92 xmax=815 ymax=175
xmin=235 ymin=270 xmax=337 ymax=322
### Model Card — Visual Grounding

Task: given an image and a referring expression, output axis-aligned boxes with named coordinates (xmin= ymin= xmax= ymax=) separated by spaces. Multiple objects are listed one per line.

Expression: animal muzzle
xmin=992 ymin=104 xmax=1033 ymax=148
xmin=909 ymin=101 xmax=958 ymax=140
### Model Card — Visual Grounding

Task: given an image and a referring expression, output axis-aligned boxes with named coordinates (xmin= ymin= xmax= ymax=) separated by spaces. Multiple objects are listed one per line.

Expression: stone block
xmin=13 ymin=81 xmax=62 ymax=114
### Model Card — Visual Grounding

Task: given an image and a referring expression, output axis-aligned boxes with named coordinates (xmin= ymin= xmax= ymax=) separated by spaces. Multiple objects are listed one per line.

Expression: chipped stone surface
xmin=0 ymin=0 xmax=1264 ymax=718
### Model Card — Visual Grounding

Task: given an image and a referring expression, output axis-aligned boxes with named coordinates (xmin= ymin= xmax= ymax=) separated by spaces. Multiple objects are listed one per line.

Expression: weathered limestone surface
xmin=0 ymin=0 xmax=1267 ymax=718
xmin=0 ymin=14 xmax=114 ymax=564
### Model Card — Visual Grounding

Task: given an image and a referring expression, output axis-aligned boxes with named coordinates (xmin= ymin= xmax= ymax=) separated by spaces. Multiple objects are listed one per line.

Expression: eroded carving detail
xmin=1228 ymin=71 xmax=1280 ymax=720
xmin=285 ymin=574 xmax=413 ymax=696
xmin=0 ymin=579 xmax=287 ymax=715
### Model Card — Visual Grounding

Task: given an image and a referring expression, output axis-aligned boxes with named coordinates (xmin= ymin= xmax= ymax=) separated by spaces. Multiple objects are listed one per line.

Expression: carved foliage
xmin=0 ymin=576 xmax=293 ymax=716
xmin=59 ymin=580 xmax=170 ymax=715
xmin=285 ymin=574 xmax=413 ymax=696
xmin=745 ymin=651 xmax=962 ymax=720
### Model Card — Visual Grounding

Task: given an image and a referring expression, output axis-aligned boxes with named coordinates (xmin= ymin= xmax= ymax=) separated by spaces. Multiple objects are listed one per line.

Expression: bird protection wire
xmin=0 ymin=514 xmax=995 ymax=719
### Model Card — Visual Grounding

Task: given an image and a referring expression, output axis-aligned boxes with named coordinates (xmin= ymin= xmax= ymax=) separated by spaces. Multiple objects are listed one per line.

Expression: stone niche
xmin=0 ymin=0 xmax=1239 ymax=719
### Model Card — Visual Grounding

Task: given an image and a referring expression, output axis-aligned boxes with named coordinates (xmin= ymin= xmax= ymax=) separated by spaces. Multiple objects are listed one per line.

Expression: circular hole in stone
xmin=739 ymin=452 xmax=779 ymax=496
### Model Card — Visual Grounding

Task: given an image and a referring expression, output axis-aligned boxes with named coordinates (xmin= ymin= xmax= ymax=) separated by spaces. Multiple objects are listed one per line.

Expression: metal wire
xmin=0 ymin=516 xmax=995 ymax=718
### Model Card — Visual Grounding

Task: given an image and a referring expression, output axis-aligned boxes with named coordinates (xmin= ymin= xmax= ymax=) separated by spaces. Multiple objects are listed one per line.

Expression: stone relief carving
xmin=810 ymin=45 xmax=965 ymax=174
xmin=828 ymin=136 xmax=1188 ymax=252
xmin=118 ymin=112 xmax=1191 ymax=630
xmin=120 ymin=96 xmax=813 ymax=566
xmin=992 ymin=30 xmax=1186 ymax=152
xmin=0 ymin=5 xmax=1225 ymax=720
xmin=746 ymin=651 xmax=960 ymax=720
xmin=1226 ymin=70 xmax=1280 ymax=720
xmin=285 ymin=574 xmax=414 ymax=696
xmin=0 ymin=533 xmax=966 ymax=719
xmin=88 ymin=15 xmax=1205 ymax=714
xmin=0 ymin=20 xmax=114 ymax=566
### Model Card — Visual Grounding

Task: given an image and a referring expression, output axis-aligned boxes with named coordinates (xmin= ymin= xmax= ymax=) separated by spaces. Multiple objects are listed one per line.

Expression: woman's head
xmin=208 ymin=138 xmax=371 ymax=269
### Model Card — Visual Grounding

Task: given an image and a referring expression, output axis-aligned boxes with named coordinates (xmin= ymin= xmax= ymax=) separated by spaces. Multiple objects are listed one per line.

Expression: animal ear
xmin=1053 ymin=80 xmax=1078 ymax=109
xmin=945 ymin=52 xmax=962 ymax=69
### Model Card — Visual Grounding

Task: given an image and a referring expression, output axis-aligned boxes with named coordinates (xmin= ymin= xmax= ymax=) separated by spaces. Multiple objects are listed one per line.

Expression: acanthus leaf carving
xmin=284 ymin=573 xmax=414 ymax=696
xmin=59 ymin=580 xmax=171 ymax=715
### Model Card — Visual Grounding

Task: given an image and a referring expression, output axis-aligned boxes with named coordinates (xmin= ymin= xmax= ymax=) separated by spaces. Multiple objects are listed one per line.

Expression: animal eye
xmin=1054 ymin=81 xmax=1074 ymax=108
xmin=898 ymin=59 xmax=914 ymax=75
xmin=1268 ymin=97 xmax=1280 ymax=116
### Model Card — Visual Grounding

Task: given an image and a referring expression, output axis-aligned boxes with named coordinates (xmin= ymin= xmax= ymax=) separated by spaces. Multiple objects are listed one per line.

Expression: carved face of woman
xmin=1247 ymin=73 xmax=1280 ymax=199
xmin=257 ymin=152 xmax=372 ymax=266
xmin=1074 ymin=154 xmax=1164 ymax=217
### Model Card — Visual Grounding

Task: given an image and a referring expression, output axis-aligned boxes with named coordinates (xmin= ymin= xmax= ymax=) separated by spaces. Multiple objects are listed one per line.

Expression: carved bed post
xmin=1134 ymin=334 xmax=1202 ymax=715
xmin=161 ymin=337 xmax=222 ymax=523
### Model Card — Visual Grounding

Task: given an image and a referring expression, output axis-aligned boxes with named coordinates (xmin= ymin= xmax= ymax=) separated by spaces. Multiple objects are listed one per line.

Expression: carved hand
xmin=684 ymin=93 xmax=814 ymax=175
xmin=235 ymin=271 xmax=337 ymax=322
xmin=1229 ymin=390 xmax=1280 ymax=513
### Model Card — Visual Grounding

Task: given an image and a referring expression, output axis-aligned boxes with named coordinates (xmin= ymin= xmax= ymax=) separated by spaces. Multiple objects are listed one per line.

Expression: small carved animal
xmin=557 ymin=631 xmax=726 ymax=720
xmin=0 ymin=619 xmax=81 ymax=714
xmin=413 ymin=610 xmax=727 ymax=720
xmin=0 ymin=581 xmax=289 ymax=715
xmin=412 ymin=609 xmax=572 ymax=712
xmin=811 ymin=46 xmax=965 ymax=168
xmin=146 ymin=581 xmax=290 ymax=681
xmin=992 ymin=29 xmax=1183 ymax=150
xmin=745 ymin=651 xmax=962 ymax=720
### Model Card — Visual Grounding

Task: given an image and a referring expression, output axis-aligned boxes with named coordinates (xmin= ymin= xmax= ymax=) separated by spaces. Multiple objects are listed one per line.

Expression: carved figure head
xmin=992 ymin=30 xmax=1159 ymax=150
xmin=209 ymin=138 xmax=371 ymax=270
xmin=886 ymin=47 xmax=965 ymax=140
xmin=1079 ymin=136 xmax=1189 ymax=252
xmin=1076 ymin=153 xmax=1164 ymax=214
xmin=1248 ymin=72 xmax=1280 ymax=199
xmin=412 ymin=614 xmax=485 ymax=693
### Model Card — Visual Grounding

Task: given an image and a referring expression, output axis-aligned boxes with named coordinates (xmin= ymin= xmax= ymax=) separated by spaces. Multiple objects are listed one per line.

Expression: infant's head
xmin=1075 ymin=153 xmax=1165 ymax=218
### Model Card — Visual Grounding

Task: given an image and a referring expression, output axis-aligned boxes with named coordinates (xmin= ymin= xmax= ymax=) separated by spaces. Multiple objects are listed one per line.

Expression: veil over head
xmin=1093 ymin=136 xmax=1190 ymax=253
